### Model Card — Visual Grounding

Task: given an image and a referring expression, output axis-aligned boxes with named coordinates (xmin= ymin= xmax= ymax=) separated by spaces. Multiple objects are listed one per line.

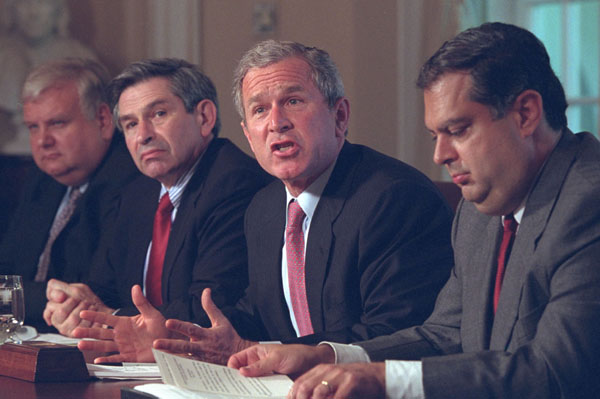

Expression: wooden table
xmin=0 ymin=375 xmax=147 ymax=399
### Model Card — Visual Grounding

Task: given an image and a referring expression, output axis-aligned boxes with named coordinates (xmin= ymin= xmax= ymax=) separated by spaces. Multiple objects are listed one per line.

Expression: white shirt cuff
xmin=319 ymin=341 xmax=371 ymax=363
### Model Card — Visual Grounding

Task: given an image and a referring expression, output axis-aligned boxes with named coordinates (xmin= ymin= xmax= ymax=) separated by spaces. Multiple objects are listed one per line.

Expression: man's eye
xmin=154 ymin=110 xmax=166 ymax=117
xmin=125 ymin=121 xmax=137 ymax=130
xmin=448 ymin=126 xmax=469 ymax=136
xmin=50 ymin=120 xmax=65 ymax=127
xmin=288 ymin=98 xmax=302 ymax=105
xmin=254 ymin=106 xmax=265 ymax=114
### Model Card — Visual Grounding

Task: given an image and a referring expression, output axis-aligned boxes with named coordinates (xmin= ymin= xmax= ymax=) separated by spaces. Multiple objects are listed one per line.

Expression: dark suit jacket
xmin=87 ymin=138 xmax=271 ymax=324
xmin=359 ymin=130 xmax=600 ymax=398
xmin=0 ymin=135 xmax=139 ymax=331
xmin=228 ymin=141 xmax=454 ymax=344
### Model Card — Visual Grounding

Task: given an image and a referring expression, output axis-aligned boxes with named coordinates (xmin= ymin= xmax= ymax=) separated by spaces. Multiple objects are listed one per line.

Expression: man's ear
xmin=241 ymin=120 xmax=256 ymax=154
xmin=332 ymin=97 xmax=350 ymax=138
xmin=195 ymin=99 xmax=217 ymax=138
xmin=512 ymin=89 xmax=543 ymax=138
xmin=96 ymin=103 xmax=114 ymax=141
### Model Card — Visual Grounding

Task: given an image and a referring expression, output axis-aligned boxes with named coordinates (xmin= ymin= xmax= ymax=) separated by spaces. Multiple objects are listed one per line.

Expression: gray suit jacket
xmin=358 ymin=130 xmax=600 ymax=398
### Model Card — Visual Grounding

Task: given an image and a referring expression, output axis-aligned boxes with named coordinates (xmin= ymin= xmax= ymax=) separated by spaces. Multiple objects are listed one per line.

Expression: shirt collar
xmin=158 ymin=155 xmax=202 ymax=208
xmin=285 ymin=157 xmax=338 ymax=219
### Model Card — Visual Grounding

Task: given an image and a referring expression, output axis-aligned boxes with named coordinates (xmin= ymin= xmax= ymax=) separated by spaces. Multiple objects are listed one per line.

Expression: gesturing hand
xmin=72 ymin=284 xmax=171 ymax=363
xmin=152 ymin=288 xmax=255 ymax=365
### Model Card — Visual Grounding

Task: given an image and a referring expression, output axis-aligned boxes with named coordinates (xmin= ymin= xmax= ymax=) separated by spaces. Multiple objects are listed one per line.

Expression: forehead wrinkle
xmin=246 ymin=84 xmax=305 ymax=106
xmin=118 ymin=98 xmax=169 ymax=123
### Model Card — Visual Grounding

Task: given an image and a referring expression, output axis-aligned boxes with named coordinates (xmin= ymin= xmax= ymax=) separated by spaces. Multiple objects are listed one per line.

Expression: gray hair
xmin=232 ymin=40 xmax=345 ymax=119
xmin=109 ymin=58 xmax=220 ymax=136
xmin=22 ymin=57 xmax=110 ymax=120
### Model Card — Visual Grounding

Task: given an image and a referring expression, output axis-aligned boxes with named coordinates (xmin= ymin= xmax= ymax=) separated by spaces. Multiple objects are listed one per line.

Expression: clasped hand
xmin=43 ymin=279 xmax=114 ymax=336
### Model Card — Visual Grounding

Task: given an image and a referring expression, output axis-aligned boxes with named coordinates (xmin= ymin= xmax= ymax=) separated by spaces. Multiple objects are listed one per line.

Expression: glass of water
xmin=0 ymin=275 xmax=25 ymax=344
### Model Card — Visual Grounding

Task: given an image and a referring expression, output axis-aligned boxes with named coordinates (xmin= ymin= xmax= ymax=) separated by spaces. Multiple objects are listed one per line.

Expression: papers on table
xmin=135 ymin=349 xmax=293 ymax=398
xmin=87 ymin=363 xmax=162 ymax=380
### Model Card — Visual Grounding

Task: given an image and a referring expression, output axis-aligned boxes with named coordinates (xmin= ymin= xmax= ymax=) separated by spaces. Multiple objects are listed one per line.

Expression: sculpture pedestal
xmin=0 ymin=341 xmax=89 ymax=382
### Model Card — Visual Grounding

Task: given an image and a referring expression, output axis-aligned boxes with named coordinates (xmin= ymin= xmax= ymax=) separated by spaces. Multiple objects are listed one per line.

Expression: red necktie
xmin=286 ymin=200 xmax=314 ymax=336
xmin=146 ymin=193 xmax=174 ymax=307
xmin=493 ymin=214 xmax=518 ymax=313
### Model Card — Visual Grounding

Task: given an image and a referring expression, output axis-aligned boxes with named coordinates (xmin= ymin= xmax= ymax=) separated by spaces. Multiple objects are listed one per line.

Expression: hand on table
xmin=72 ymin=284 xmax=170 ymax=363
xmin=228 ymin=343 xmax=335 ymax=380
xmin=290 ymin=362 xmax=386 ymax=399
xmin=152 ymin=288 xmax=255 ymax=365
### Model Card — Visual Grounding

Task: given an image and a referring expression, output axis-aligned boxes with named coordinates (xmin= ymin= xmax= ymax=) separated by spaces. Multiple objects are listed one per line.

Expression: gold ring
xmin=321 ymin=380 xmax=332 ymax=393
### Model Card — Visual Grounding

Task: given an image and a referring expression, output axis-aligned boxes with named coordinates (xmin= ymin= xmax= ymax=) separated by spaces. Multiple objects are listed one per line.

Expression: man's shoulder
xmin=331 ymin=142 xmax=440 ymax=198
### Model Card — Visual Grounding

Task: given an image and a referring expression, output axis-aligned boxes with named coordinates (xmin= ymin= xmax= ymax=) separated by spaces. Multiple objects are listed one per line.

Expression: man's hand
xmin=43 ymin=279 xmax=113 ymax=336
xmin=228 ymin=343 xmax=335 ymax=380
xmin=290 ymin=362 xmax=386 ymax=399
xmin=152 ymin=288 xmax=254 ymax=365
xmin=72 ymin=284 xmax=170 ymax=363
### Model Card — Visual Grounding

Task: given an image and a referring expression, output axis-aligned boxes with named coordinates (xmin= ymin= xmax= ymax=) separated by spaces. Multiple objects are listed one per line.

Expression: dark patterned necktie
xmin=35 ymin=187 xmax=83 ymax=282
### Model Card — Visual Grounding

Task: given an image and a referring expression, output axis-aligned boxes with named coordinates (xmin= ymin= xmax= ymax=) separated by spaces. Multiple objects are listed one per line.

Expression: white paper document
xmin=87 ymin=362 xmax=162 ymax=380
xmin=151 ymin=348 xmax=293 ymax=398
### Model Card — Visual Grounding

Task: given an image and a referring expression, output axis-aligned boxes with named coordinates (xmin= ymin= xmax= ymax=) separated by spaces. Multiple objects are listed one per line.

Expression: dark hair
xmin=110 ymin=58 xmax=220 ymax=136
xmin=232 ymin=40 xmax=344 ymax=120
xmin=417 ymin=22 xmax=567 ymax=131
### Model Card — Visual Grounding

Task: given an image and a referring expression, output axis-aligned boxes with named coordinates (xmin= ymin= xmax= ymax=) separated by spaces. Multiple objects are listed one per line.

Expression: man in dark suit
xmin=228 ymin=23 xmax=600 ymax=399
xmin=45 ymin=59 xmax=270 ymax=341
xmin=80 ymin=41 xmax=453 ymax=365
xmin=0 ymin=58 xmax=139 ymax=332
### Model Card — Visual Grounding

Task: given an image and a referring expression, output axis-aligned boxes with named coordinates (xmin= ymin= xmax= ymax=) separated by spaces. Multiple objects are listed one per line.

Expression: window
xmin=460 ymin=0 xmax=600 ymax=137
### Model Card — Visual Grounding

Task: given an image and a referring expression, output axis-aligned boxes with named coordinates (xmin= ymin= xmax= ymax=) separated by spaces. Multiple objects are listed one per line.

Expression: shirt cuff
xmin=385 ymin=360 xmax=424 ymax=399
xmin=319 ymin=341 xmax=371 ymax=364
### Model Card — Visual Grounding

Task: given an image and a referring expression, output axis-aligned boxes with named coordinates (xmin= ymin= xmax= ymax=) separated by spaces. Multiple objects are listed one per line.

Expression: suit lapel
xmin=160 ymin=145 xmax=215 ymax=291
xmin=263 ymin=185 xmax=294 ymax=333
xmin=304 ymin=142 xmax=355 ymax=332
xmin=490 ymin=130 xmax=578 ymax=349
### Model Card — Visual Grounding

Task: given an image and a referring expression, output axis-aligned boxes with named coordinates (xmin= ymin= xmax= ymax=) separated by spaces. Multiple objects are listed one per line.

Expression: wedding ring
xmin=321 ymin=380 xmax=332 ymax=394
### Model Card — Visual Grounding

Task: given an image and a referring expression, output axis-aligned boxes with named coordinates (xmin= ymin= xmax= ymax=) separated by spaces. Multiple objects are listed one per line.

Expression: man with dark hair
xmin=0 ymin=58 xmax=139 ymax=332
xmin=44 ymin=59 xmax=271 ymax=342
xmin=229 ymin=23 xmax=600 ymax=399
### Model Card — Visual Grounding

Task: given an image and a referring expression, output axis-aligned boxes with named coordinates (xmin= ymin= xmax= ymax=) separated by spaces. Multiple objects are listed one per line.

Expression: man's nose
xmin=269 ymin=105 xmax=292 ymax=133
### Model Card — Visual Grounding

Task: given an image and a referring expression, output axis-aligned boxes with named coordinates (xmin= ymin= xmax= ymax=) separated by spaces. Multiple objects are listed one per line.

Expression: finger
xmin=56 ymin=300 xmax=90 ymax=336
xmin=48 ymin=288 xmax=68 ymax=303
xmin=93 ymin=353 xmax=132 ymax=364
xmin=50 ymin=297 xmax=82 ymax=327
xmin=153 ymin=338 xmax=202 ymax=355
xmin=73 ymin=325 xmax=114 ymax=341
xmin=228 ymin=348 xmax=255 ymax=369
xmin=164 ymin=319 xmax=205 ymax=340
xmin=131 ymin=284 xmax=161 ymax=317
xmin=201 ymin=288 xmax=228 ymax=327
xmin=238 ymin=354 xmax=283 ymax=377
xmin=77 ymin=337 xmax=118 ymax=353
xmin=43 ymin=301 xmax=59 ymax=326
xmin=63 ymin=283 xmax=96 ymax=302
xmin=80 ymin=309 xmax=119 ymax=327
xmin=46 ymin=279 xmax=69 ymax=299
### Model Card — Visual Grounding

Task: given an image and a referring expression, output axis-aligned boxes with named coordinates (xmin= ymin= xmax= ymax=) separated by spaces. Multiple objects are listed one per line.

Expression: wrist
xmin=315 ymin=343 xmax=336 ymax=364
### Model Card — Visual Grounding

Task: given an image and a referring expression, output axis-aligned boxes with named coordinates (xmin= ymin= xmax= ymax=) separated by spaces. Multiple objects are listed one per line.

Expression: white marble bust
xmin=0 ymin=0 xmax=97 ymax=154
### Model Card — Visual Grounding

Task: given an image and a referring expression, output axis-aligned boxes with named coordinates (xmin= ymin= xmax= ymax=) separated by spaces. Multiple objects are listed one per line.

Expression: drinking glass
xmin=0 ymin=275 xmax=25 ymax=344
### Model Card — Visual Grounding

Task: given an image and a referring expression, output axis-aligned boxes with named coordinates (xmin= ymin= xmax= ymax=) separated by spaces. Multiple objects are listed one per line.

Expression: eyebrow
xmin=431 ymin=117 xmax=472 ymax=133
xmin=246 ymin=84 xmax=305 ymax=107
xmin=118 ymin=98 xmax=169 ymax=124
